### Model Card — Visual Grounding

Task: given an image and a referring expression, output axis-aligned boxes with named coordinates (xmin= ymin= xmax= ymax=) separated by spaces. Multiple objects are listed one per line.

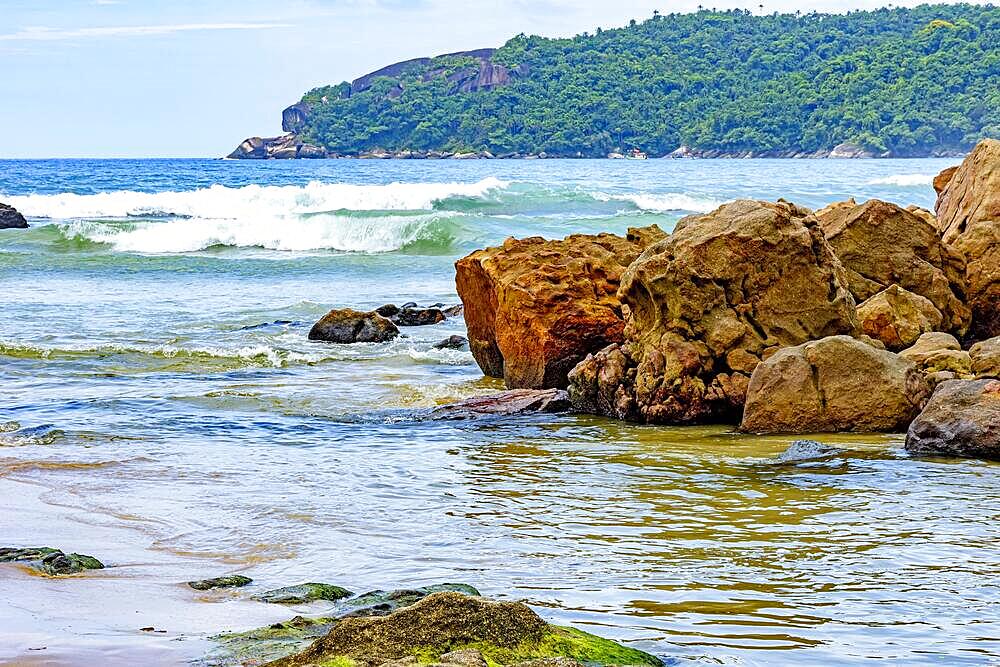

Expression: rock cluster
xmin=227 ymin=134 xmax=326 ymax=160
xmin=448 ymin=139 xmax=1000 ymax=458
xmin=567 ymin=200 xmax=858 ymax=424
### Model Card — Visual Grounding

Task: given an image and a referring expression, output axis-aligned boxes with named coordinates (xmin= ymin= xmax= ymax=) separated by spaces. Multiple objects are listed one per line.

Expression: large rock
xmin=905 ymin=379 xmax=1000 ymax=460
xmin=568 ymin=200 xmax=860 ymax=424
xmin=857 ymin=285 xmax=943 ymax=350
xmin=935 ymin=139 xmax=1000 ymax=340
xmin=0 ymin=203 xmax=28 ymax=229
xmin=740 ymin=335 xmax=930 ymax=434
xmin=816 ymin=198 xmax=970 ymax=335
xmin=267 ymin=592 xmax=662 ymax=667
xmin=308 ymin=309 xmax=399 ymax=344
xmin=970 ymin=336 xmax=1000 ymax=378
xmin=455 ymin=226 xmax=665 ymax=389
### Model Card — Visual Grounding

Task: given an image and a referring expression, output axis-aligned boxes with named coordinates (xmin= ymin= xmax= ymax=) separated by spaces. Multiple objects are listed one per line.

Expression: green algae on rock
xmin=266 ymin=592 xmax=662 ymax=667
xmin=0 ymin=547 xmax=105 ymax=575
xmin=253 ymin=583 xmax=354 ymax=604
xmin=206 ymin=583 xmax=484 ymax=666
xmin=189 ymin=575 xmax=253 ymax=591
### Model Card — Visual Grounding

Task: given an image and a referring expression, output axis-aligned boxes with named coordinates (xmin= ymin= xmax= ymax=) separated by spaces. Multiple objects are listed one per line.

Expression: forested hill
xmin=249 ymin=4 xmax=1000 ymax=158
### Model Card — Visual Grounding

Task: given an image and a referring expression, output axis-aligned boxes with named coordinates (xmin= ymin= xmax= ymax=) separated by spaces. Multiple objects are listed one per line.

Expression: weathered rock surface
xmin=970 ymin=336 xmax=1000 ymax=378
xmin=816 ymin=198 xmax=970 ymax=335
xmin=568 ymin=200 xmax=859 ymax=424
xmin=899 ymin=331 xmax=973 ymax=379
xmin=857 ymin=285 xmax=943 ymax=350
xmin=935 ymin=139 xmax=1000 ymax=340
xmin=227 ymin=134 xmax=327 ymax=160
xmin=309 ymin=308 xmax=399 ymax=344
xmin=0 ymin=547 xmax=104 ymax=575
xmin=188 ymin=575 xmax=253 ymax=591
xmin=430 ymin=389 xmax=570 ymax=420
xmin=210 ymin=583 xmax=481 ymax=666
xmin=905 ymin=379 xmax=1000 ymax=459
xmin=455 ymin=226 xmax=665 ymax=389
xmin=253 ymin=583 xmax=353 ymax=604
xmin=267 ymin=592 xmax=662 ymax=667
xmin=740 ymin=335 xmax=929 ymax=434
xmin=395 ymin=307 xmax=446 ymax=326
xmin=0 ymin=203 xmax=28 ymax=229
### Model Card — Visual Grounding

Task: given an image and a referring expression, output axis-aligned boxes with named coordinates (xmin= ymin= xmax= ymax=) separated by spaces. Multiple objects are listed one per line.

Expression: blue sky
xmin=0 ymin=0 xmax=978 ymax=157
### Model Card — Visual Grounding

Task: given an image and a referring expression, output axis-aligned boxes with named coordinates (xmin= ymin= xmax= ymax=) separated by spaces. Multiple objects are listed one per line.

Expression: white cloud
xmin=0 ymin=22 xmax=294 ymax=41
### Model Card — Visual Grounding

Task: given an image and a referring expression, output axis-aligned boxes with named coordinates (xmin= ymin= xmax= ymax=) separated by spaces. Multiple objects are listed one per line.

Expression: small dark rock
xmin=344 ymin=583 xmax=481 ymax=617
xmin=442 ymin=304 xmax=464 ymax=318
xmin=0 ymin=203 xmax=28 ymax=229
xmin=376 ymin=304 xmax=400 ymax=318
xmin=309 ymin=308 xmax=399 ymax=344
xmin=433 ymin=335 xmax=468 ymax=350
xmin=430 ymin=389 xmax=571 ymax=420
xmin=253 ymin=583 xmax=353 ymax=604
xmin=0 ymin=547 xmax=104 ymax=575
xmin=395 ymin=308 xmax=446 ymax=327
xmin=188 ymin=575 xmax=253 ymax=591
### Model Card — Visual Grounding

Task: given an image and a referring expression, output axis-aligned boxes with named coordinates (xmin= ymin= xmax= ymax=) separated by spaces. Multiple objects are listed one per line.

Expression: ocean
xmin=2 ymin=157 xmax=998 ymax=666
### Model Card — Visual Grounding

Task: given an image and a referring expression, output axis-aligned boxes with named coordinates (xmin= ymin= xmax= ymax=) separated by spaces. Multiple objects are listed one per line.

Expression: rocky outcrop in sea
xmin=448 ymin=139 xmax=1000 ymax=459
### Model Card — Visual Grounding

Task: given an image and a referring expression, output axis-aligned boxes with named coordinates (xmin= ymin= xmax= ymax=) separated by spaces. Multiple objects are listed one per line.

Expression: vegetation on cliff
xmin=288 ymin=4 xmax=1000 ymax=157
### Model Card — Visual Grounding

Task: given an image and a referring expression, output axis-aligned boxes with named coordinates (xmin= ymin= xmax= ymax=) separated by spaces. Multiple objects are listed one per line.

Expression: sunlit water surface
xmin=1 ymin=158 xmax=998 ymax=666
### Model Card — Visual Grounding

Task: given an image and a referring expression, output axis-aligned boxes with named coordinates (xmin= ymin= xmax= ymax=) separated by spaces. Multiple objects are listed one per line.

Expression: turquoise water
xmin=2 ymin=158 xmax=999 ymax=666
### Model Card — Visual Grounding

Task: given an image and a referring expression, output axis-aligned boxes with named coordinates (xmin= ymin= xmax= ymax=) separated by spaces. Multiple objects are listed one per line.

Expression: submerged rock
xmin=189 ymin=575 xmax=253 ymax=591
xmin=905 ymin=379 xmax=1000 ymax=460
xmin=774 ymin=440 xmax=843 ymax=463
xmin=455 ymin=226 xmax=665 ymax=389
xmin=740 ymin=335 xmax=929 ymax=434
xmin=568 ymin=200 xmax=859 ymax=424
xmin=430 ymin=389 xmax=571 ymax=419
xmin=0 ymin=547 xmax=104 ymax=575
xmin=815 ymin=198 xmax=969 ymax=337
xmin=434 ymin=335 xmax=468 ymax=350
xmin=309 ymin=308 xmax=400 ymax=344
xmin=253 ymin=583 xmax=353 ymax=604
xmin=935 ymin=139 xmax=1000 ymax=340
xmin=266 ymin=592 xmax=662 ymax=667
xmin=0 ymin=203 xmax=28 ymax=229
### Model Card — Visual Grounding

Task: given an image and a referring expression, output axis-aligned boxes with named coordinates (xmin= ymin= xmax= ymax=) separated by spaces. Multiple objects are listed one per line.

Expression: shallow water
xmin=2 ymin=158 xmax=999 ymax=666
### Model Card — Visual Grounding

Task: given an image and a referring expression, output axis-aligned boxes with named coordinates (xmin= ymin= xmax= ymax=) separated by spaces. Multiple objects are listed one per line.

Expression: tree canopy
xmin=294 ymin=4 xmax=1000 ymax=157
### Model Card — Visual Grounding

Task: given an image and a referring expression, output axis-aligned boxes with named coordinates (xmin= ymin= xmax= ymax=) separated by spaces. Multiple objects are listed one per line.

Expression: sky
xmin=0 ymin=0 xmax=979 ymax=158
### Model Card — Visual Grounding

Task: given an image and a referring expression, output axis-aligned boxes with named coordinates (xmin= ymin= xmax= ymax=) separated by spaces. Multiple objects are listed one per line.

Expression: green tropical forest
xmin=290 ymin=4 xmax=1000 ymax=157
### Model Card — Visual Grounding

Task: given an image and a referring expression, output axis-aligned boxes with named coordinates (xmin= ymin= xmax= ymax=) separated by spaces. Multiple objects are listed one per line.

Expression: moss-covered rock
xmin=205 ymin=583 xmax=482 ymax=666
xmin=266 ymin=592 xmax=661 ymax=667
xmin=0 ymin=547 xmax=104 ymax=575
xmin=253 ymin=583 xmax=354 ymax=604
xmin=189 ymin=575 xmax=253 ymax=591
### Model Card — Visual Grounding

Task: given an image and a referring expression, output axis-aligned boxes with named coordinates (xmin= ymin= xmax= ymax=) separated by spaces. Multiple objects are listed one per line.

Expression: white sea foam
xmin=6 ymin=177 xmax=509 ymax=219
xmin=60 ymin=212 xmax=457 ymax=253
xmin=868 ymin=174 xmax=934 ymax=186
xmin=592 ymin=191 xmax=721 ymax=212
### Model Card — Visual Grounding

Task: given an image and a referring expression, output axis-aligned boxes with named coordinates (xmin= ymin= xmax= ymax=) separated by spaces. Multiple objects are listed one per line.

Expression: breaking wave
xmin=6 ymin=178 xmax=510 ymax=219
xmin=868 ymin=174 xmax=935 ymax=186
xmin=5 ymin=177 xmax=720 ymax=253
